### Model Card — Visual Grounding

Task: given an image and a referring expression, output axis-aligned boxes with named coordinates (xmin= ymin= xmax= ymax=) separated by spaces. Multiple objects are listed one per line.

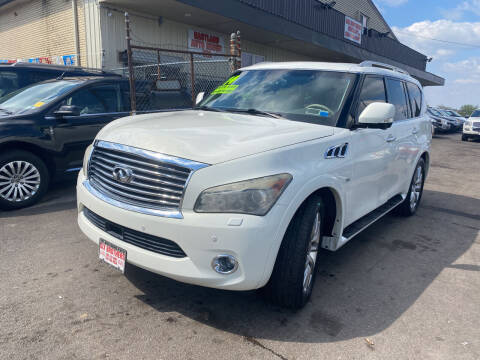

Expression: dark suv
xmin=0 ymin=62 xmax=120 ymax=98
xmin=0 ymin=76 xmax=190 ymax=209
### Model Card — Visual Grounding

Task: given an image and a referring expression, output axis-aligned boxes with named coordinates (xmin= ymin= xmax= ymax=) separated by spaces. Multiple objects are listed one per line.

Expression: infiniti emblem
xmin=112 ymin=166 xmax=133 ymax=184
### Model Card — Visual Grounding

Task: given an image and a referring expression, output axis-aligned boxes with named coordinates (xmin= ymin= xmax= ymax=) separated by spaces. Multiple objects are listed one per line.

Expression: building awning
xmin=100 ymin=0 xmax=444 ymax=86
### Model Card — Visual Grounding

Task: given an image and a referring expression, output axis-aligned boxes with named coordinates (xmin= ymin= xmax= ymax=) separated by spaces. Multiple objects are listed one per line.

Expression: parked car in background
xmin=0 ymin=76 xmax=190 ymax=209
xmin=462 ymin=109 xmax=480 ymax=141
xmin=435 ymin=108 xmax=463 ymax=131
xmin=443 ymin=109 xmax=466 ymax=125
xmin=77 ymin=61 xmax=431 ymax=309
xmin=0 ymin=62 xmax=120 ymax=98
xmin=427 ymin=107 xmax=451 ymax=133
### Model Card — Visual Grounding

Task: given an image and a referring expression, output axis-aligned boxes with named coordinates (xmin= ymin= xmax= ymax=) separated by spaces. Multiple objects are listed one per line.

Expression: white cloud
xmin=441 ymin=0 xmax=480 ymax=20
xmin=375 ymin=0 xmax=408 ymax=6
xmin=392 ymin=20 xmax=480 ymax=58
xmin=393 ymin=20 xmax=480 ymax=107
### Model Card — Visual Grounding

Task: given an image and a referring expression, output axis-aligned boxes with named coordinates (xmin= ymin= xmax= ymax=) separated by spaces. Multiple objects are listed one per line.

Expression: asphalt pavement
xmin=1 ymin=133 xmax=479 ymax=360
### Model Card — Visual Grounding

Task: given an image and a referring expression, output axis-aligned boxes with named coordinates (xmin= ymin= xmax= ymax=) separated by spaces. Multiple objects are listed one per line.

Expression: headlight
xmin=465 ymin=120 xmax=472 ymax=126
xmin=194 ymin=173 xmax=292 ymax=216
xmin=82 ymin=144 xmax=94 ymax=177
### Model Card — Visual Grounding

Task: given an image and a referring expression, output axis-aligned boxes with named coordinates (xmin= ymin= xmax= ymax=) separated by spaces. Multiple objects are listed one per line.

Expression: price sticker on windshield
xmin=34 ymin=101 xmax=45 ymax=108
xmin=212 ymin=75 xmax=240 ymax=94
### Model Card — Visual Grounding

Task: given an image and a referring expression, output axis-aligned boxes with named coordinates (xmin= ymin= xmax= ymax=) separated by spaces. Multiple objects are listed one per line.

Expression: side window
xmin=356 ymin=76 xmax=386 ymax=118
xmin=385 ymin=78 xmax=409 ymax=121
xmin=65 ymin=83 xmax=121 ymax=115
xmin=406 ymin=82 xmax=422 ymax=117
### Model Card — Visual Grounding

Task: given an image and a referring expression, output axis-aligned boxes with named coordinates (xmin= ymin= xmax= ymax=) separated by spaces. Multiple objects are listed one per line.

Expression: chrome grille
xmin=87 ymin=141 xmax=207 ymax=216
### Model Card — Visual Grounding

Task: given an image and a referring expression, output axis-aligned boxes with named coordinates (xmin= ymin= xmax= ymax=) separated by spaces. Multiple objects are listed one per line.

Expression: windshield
xmin=471 ymin=110 xmax=480 ymax=118
xmin=0 ymin=80 xmax=82 ymax=115
xmin=445 ymin=110 xmax=461 ymax=117
xmin=428 ymin=108 xmax=442 ymax=117
xmin=199 ymin=70 xmax=356 ymax=126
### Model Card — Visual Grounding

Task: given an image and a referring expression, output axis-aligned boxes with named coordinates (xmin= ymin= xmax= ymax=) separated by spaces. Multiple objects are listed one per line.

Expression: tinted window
xmin=386 ymin=78 xmax=409 ymax=121
xmin=471 ymin=110 xmax=480 ymax=117
xmin=0 ymin=71 xmax=20 ymax=98
xmin=26 ymin=71 xmax=58 ymax=84
xmin=356 ymin=76 xmax=386 ymax=117
xmin=406 ymin=82 xmax=422 ymax=117
xmin=66 ymin=83 xmax=121 ymax=115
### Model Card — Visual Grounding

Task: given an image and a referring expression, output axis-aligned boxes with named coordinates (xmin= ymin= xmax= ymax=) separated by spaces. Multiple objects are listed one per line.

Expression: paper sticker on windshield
xmin=33 ymin=101 xmax=45 ymax=108
xmin=319 ymin=111 xmax=329 ymax=117
xmin=212 ymin=75 xmax=240 ymax=94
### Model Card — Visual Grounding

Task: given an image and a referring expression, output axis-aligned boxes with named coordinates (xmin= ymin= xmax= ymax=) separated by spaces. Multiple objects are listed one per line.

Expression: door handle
xmin=386 ymin=134 xmax=397 ymax=142
xmin=412 ymin=127 xmax=418 ymax=135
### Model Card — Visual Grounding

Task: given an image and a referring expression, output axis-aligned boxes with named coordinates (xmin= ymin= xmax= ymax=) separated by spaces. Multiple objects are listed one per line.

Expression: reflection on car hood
xmin=96 ymin=110 xmax=335 ymax=164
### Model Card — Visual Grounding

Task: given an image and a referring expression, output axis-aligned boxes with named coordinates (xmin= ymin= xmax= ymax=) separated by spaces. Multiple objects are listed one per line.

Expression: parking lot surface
xmin=1 ymin=133 xmax=479 ymax=360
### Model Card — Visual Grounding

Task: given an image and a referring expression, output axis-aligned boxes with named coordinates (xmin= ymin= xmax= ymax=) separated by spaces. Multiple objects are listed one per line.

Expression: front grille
xmin=88 ymin=143 xmax=192 ymax=212
xmin=84 ymin=207 xmax=187 ymax=258
xmin=473 ymin=122 xmax=480 ymax=127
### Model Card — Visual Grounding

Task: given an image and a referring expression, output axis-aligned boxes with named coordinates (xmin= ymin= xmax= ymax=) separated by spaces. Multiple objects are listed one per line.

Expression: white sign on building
xmin=344 ymin=16 xmax=362 ymax=45
xmin=188 ymin=29 xmax=226 ymax=56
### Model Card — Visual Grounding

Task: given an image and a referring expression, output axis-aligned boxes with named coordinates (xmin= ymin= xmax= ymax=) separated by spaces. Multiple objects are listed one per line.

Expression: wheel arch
xmin=420 ymin=151 xmax=430 ymax=176
xmin=258 ymin=183 xmax=345 ymax=288
xmin=0 ymin=141 xmax=56 ymax=175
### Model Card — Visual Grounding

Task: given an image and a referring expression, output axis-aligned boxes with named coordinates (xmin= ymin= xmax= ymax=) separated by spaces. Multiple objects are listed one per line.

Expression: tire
xmin=0 ymin=150 xmax=50 ymax=210
xmin=462 ymin=134 xmax=469 ymax=142
xmin=395 ymin=158 xmax=425 ymax=217
xmin=262 ymin=195 xmax=325 ymax=309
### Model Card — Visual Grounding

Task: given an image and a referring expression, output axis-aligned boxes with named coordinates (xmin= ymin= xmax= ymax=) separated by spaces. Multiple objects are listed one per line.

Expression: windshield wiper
xmin=223 ymin=108 xmax=284 ymax=119
xmin=195 ymin=105 xmax=226 ymax=112
xmin=244 ymin=108 xmax=284 ymax=119
xmin=196 ymin=106 xmax=283 ymax=119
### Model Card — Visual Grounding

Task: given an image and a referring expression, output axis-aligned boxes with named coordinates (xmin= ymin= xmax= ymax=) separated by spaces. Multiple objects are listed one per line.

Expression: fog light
xmin=212 ymin=255 xmax=238 ymax=274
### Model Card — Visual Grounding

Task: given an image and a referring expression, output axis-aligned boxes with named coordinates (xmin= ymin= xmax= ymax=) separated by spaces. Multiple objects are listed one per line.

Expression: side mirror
xmin=54 ymin=105 xmax=81 ymax=118
xmin=358 ymin=103 xmax=395 ymax=129
xmin=195 ymin=92 xmax=205 ymax=105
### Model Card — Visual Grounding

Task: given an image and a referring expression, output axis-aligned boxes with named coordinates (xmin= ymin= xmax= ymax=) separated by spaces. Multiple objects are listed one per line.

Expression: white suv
xmin=462 ymin=109 xmax=480 ymax=141
xmin=77 ymin=61 xmax=431 ymax=309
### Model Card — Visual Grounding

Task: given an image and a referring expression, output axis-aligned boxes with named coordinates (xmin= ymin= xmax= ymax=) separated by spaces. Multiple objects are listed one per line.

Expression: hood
xmin=96 ymin=110 xmax=335 ymax=164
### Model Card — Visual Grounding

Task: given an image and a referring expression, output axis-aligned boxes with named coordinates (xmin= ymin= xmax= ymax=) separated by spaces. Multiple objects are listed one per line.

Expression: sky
xmin=372 ymin=0 xmax=480 ymax=108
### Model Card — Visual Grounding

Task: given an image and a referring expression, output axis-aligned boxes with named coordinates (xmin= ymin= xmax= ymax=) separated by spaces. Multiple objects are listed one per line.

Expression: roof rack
xmin=359 ymin=61 xmax=410 ymax=76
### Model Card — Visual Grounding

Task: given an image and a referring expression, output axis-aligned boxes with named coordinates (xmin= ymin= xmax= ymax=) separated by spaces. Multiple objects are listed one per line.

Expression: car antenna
xmin=56 ymin=71 xmax=66 ymax=80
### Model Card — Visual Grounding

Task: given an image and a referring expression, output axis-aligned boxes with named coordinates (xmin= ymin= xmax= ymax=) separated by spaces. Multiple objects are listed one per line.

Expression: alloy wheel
xmin=303 ymin=211 xmax=321 ymax=294
xmin=0 ymin=161 xmax=41 ymax=202
xmin=409 ymin=165 xmax=423 ymax=211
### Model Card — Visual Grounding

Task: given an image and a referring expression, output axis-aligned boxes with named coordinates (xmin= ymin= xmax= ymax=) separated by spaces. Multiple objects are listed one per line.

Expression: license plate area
xmin=99 ymin=239 xmax=127 ymax=273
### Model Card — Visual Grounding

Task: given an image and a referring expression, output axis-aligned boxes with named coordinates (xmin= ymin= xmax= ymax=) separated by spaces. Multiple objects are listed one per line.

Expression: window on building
xmin=356 ymin=76 xmax=386 ymax=118
xmin=361 ymin=13 xmax=369 ymax=31
xmin=406 ymin=82 xmax=422 ymax=117
xmin=385 ymin=78 xmax=409 ymax=121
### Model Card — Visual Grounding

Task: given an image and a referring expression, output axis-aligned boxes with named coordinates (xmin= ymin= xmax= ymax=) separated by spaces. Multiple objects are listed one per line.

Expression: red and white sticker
xmin=99 ymin=240 xmax=126 ymax=273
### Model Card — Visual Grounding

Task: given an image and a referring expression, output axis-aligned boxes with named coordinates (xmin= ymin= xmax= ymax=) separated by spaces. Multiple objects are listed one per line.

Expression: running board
xmin=342 ymin=194 xmax=404 ymax=240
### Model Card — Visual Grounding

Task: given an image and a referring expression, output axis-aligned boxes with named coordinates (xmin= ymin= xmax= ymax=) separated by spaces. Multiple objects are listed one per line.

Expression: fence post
xmin=229 ymin=32 xmax=237 ymax=73
xmin=125 ymin=12 xmax=137 ymax=115
xmin=157 ymin=50 xmax=161 ymax=81
xmin=190 ymin=53 xmax=196 ymax=108
xmin=236 ymin=30 xmax=242 ymax=70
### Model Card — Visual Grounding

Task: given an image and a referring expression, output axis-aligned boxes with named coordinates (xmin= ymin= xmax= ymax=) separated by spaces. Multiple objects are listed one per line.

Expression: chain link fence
xmin=121 ymin=46 xmax=233 ymax=112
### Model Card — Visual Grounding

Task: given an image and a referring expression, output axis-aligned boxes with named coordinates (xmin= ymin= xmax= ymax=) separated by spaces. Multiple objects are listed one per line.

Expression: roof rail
xmin=359 ymin=61 xmax=410 ymax=76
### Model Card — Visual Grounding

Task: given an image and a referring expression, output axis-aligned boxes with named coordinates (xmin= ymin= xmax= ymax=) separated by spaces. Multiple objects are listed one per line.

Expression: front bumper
xmin=77 ymin=173 xmax=285 ymax=291
xmin=463 ymin=127 xmax=480 ymax=137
